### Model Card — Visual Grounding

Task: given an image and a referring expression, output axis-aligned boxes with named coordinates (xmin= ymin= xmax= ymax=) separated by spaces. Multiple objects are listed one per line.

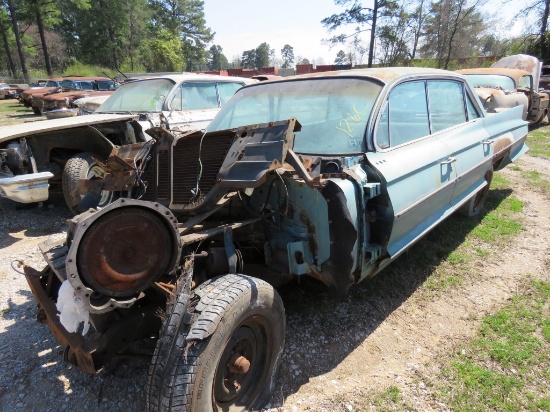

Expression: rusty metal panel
xmin=491 ymin=54 xmax=542 ymax=89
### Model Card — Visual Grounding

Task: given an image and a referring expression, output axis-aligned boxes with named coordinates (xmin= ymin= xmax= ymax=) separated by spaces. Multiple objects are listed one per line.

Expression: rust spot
xmin=228 ymin=355 xmax=250 ymax=374
xmin=300 ymin=210 xmax=318 ymax=257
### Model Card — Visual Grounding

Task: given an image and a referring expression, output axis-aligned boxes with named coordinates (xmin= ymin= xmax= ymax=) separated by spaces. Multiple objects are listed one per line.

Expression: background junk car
xmin=18 ymin=78 xmax=63 ymax=107
xmin=0 ymin=74 xmax=255 ymax=212
xmin=31 ymin=76 xmax=115 ymax=116
xmin=457 ymin=54 xmax=549 ymax=126
xmin=0 ymin=83 xmax=29 ymax=100
xmin=20 ymin=68 xmax=528 ymax=412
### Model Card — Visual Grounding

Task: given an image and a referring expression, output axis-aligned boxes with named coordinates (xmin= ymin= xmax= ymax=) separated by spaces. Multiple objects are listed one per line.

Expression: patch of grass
xmin=521 ymin=170 xmax=550 ymax=195
xmin=491 ymin=172 xmax=512 ymax=190
xmin=471 ymin=196 xmax=524 ymax=243
xmin=446 ymin=251 xmax=468 ymax=265
xmin=332 ymin=385 xmax=410 ymax=411
xmin=527 ymin=127 xmax=550 ymax=159
xmin=436 ymin=280 xmax=550 ymax=411
xmin=510 ymin=165 xmax=522 ymax=171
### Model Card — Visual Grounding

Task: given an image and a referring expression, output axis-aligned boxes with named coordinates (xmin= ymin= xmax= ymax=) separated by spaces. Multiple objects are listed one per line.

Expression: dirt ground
xmin=0 ymin=99 xmax=549 ymax=411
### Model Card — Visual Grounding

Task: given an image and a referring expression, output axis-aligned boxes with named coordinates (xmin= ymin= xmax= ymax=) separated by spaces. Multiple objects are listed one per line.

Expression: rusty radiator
xmin=141 ymin=134 xmax=234 ymax=204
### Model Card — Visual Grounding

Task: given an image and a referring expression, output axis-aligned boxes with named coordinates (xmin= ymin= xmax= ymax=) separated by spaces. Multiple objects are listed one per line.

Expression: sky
xmin=203 ymin=0 xmax=528 ymax=67
xmin=203 ymin=0 xmax=346 ymax=65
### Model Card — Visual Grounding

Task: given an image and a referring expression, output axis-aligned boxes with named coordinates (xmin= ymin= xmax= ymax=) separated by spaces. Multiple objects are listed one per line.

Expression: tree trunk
xmin=0 ymin=14 xmax=17 ymax=77
xmin=411 ymin=0 xmax=425 ymax=60
xmin=6 ymin=0 xmax=29 ymax=83
xmin=444 ymin=0 xmax=465 ymax=70
xmin=35 ymin=1 xmax=52 ymax=76
xmin=541 ymin=0 xmax=550 ymax=60
xmin=368 ymin=0 xmax=378 ymax=68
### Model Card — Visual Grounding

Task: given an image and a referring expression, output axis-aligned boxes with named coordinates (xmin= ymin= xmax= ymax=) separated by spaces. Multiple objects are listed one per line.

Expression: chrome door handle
xmin=440 ymin=157 xmax=457 ymax=165
xmin=482 ymin=139 xmax=495 ymax=145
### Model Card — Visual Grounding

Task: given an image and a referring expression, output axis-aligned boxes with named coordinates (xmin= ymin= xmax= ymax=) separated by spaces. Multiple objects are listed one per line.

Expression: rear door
xmin=425 ymin=79 xmax=492 ymax=208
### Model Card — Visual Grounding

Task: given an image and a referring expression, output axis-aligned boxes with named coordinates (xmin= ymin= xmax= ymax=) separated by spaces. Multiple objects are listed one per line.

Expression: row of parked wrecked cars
xmin=0 ymin=54 xmax=537 ymax=411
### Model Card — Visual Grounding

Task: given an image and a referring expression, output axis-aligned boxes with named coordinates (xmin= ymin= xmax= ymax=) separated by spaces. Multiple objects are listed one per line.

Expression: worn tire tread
xmin=146 ymin=274 xmax=284 ymax=412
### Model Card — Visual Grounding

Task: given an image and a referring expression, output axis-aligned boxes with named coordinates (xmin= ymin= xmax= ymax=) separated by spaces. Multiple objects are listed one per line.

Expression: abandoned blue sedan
xmin=23 ymin=68 xmax=527 ymax=412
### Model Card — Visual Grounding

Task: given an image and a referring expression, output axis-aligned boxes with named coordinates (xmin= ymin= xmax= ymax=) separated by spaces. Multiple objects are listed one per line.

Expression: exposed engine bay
xmin=23 ymin=118 xmax=383 ymax=373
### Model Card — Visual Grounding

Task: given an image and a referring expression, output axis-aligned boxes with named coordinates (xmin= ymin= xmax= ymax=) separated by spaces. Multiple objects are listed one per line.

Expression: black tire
xmin=458 ymin=169 xmax=493 ymax=217
xmin=32 ymin=105 xmax=41 ymax=115
xmin=531 ymin=109 xmax=547 ymax=126
xmin=147 ymin=274 xmax=285 ymax=412
xmin=62 ymin=152 xmax=115 ymax=213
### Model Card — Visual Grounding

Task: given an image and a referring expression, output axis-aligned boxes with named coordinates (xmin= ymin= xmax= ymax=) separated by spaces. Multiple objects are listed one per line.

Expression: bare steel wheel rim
xmin=213 ymin=317 xmax=271 ymax=408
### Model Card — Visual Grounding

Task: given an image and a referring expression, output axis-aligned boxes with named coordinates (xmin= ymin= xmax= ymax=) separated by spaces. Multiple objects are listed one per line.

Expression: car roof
xmin=151 ymin=73 xmax=257 ymax=85
xmin=456 ymin=68 xmax=530 ymax=84
xmin=244 ymin=67 xmax=464 ymax=87
xmin=62 ymin=76 xmax=112 ymax=81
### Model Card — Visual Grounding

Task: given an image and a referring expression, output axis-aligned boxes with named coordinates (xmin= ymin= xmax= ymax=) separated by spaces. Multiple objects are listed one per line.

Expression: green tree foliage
xmin=322 ymin=0 xmax=399 ymax=67
xmin=334 ymin=49 xmax=348 ymax=64
xmin=207 ymin=44 xmax=228 ymax=70
xmin=148 ymin=0 xmax=213 ymax=71
xmin=140 ymin=27 xmax=183 ymax=72
xmin=419 ymin=0 xmax=487 ymax=69
xmin=255 ymin=42 xmax=273 ymax=68
xmin=0 ymin=6 xmax=16 ymax=76
xmin=281 ymin=44 xmax=294 ymax=68
xmin=377 ymin=2 xmax=410 ymax=66
xmin=511 ymin=0 xmax=550 ymax=62
xmin=241 ymin=49 xmax=256 ymax=68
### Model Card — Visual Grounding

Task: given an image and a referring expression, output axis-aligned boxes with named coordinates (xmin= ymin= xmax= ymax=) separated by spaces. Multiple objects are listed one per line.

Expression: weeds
xmin=435 ymin=280 xmax=550 ymax=411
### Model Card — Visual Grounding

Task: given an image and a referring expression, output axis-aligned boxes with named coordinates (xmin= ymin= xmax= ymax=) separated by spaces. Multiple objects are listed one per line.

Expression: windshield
xmin=464 ymin=74 xmax=516 ymax=90
xmin=207 ymin=78 xmax=383 ymax=155
xmin=96 ymin=78 xmax=175 ymax=112
xmin=45 ymin=81 xmax=58 ymax=87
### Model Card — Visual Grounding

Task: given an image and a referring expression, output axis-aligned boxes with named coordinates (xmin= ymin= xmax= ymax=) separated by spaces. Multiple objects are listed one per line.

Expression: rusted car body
xmin=19 ymin=78 xmax=63 ymax=107
xmin=32 ymin=77 xmax=114 ymax=116
xmin=457 ymin=54 xmax=549 ymax=125
xmin=42 ymin=90 xmax=115 ymax=119
xmin=0 ymin=74 xmax=255 ymax=212
xmin=20 ymin=68 xmax=528 ymax=412
xmin=0 ymin=83 xmax=29 ymax=99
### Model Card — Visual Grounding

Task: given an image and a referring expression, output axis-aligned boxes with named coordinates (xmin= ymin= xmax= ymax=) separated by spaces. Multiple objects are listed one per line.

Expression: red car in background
xmin=0 ymin=83 xmax=29 ymax=99
xmin=19 ymin=78 xmax=63 ymax=108
xmin=41 ymin=79 xmax=117 ymax=118
xmin=32 ymin=77 xmax=115 ymax=115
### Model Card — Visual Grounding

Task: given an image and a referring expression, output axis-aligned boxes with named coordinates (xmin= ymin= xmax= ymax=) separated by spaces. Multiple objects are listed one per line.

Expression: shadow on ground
xmin=271 ymin=186 xmax=514 ymax=405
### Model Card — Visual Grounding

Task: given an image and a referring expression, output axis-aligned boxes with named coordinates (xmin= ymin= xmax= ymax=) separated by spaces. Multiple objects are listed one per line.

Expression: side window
xmin=518 ymin=75 xmax=532 ymax=90
xmin=466 ymin=93 xmax=480 ymax=121
xmin=218 ymin=82 xmax=243 ymax=106
xmin=427 ymin=80 xmax=466 ymax=133
xmin=181 ymin=83 xmax=218 ymax=110
xmin=168 ymin=86 xmax=183 ymax=111
xmin=375 ymin=81 xmax=429 ymax=148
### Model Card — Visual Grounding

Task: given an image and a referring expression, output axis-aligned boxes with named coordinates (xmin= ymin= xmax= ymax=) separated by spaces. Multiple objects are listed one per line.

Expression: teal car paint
xmin=20 ymin=68 xmax=527 ymax=411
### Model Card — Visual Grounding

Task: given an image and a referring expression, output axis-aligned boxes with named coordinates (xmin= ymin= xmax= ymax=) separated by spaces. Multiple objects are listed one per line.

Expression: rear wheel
xmin=147 ymin=274 xmax=285 ymax=412
xmin=458 ymin=169 xmax=493 ymax=217
xmin=62 ymin=152 xmax=115 ymax=213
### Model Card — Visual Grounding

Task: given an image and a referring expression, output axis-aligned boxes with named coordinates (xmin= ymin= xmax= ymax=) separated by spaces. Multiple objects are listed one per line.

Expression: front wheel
xmin=147 ymin=274 xmax=285 ymax=412
xmin=62 ymin=152 xmax=115 ymax=213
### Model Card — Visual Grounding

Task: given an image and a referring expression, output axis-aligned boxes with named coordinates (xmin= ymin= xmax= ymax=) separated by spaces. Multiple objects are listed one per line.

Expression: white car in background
xmin=0 ymin=74 xmax=255 ymax=212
